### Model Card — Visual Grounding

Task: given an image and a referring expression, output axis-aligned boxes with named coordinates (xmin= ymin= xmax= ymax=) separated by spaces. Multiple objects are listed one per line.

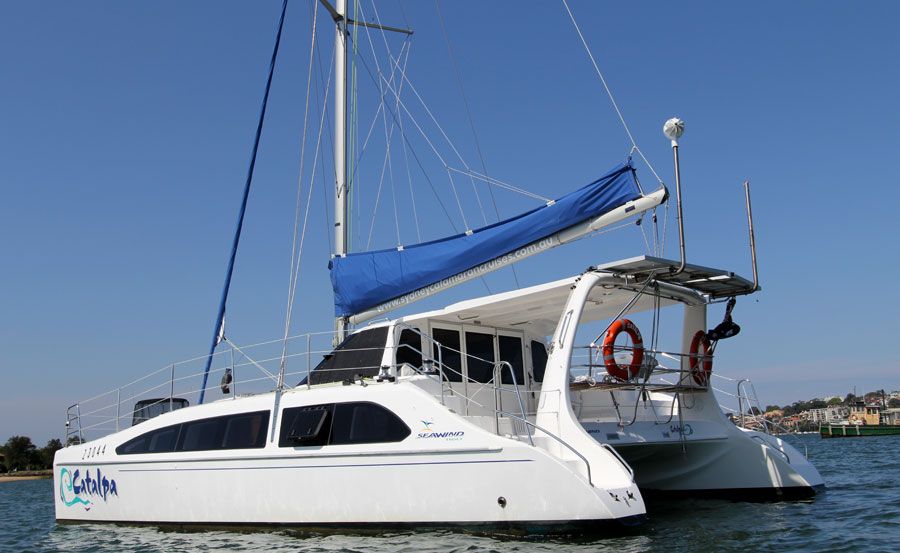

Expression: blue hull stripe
xmin=120 ymin=458 xmax=532 ymax=473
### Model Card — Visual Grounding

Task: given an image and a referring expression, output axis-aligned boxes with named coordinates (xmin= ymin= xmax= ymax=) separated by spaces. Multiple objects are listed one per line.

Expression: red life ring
xmin=689 ymin=330 xmax=713 ymax=385
xmin=602 ymin=319 xmax=644 ymax=380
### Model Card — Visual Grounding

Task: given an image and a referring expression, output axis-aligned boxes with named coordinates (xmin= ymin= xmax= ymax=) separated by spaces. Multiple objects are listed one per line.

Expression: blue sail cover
xmin=330 ymin=162 xmax=642 ymax=317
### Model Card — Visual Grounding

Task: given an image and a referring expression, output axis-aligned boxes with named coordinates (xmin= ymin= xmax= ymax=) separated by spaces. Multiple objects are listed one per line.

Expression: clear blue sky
xmin=2 ymin=1 xmax=898 ymax=444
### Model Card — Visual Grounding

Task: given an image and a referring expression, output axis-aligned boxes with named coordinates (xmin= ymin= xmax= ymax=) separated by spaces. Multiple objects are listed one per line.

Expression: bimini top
xmin=389 ymin=269 xmax=695 ymax=337
xmin=330 ymin=162 xmax=645 ymax=318
xmin=381 ymin=255 xmax=754 ymax=336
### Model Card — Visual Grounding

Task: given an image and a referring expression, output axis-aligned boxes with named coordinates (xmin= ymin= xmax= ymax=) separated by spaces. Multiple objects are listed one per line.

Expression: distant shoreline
xmin=0 ymin=470 xmax=52 ymax=483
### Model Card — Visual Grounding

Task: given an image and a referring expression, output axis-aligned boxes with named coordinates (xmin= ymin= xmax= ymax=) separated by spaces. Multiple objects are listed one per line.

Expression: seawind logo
xmin=416 ymin=420 xmax=465 ymax=441
xmin=669 ymin=423 xmax=694 ymax=436
xmin=59 ymin=467 xmax=118 ymax=510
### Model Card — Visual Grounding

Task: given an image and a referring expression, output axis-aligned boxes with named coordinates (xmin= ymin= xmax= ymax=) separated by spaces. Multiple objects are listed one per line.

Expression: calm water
xmin=3 ymin=435 xmax=899 ymax=553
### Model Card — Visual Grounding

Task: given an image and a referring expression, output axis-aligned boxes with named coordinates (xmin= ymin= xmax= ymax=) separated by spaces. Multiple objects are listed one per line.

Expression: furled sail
xmin=331 ymin=161 xmax=665 ymax=320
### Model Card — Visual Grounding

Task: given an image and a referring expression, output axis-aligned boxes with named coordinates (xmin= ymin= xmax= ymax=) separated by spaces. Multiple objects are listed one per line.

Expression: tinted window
xmin=118 ymin=434 xmax=151 ymax=455
xmin=117 ymin=410 xmax=270 ymax=455
xmin=433 ymin=328 xmax=462 ymax=382
xmin=330 ymin=402 xmax=410 ymax=445
xmin=279 ymin=404 xmax=333 ymax=447
xmin=179 ymin=418 xmax=224 ymax=451
xmin=498 ymin=336 xmax=524 ymax=385
xmin=531 ymin=340 xmax=548 ymax=382
xmin=305 ymin=327 xmax=389 ymax=385
xmin=465 ymin=331 xmax=495 ymax=383
xmin=147 ymin=426 xmax=180 ymax=453
xmin=117 ymin=425 xmax=181 ymax=455
xmin=222 ymin=411 xmax=269 ymax=449
xmin=397 ymin=328 xmax=422 ymax=368
xmin=280 ymin=402 xmax=409 ymax=447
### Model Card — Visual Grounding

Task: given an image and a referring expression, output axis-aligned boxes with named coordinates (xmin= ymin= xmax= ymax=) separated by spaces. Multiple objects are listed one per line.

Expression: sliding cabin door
xmin=496 ymin=330 xmax=532 ymax=416
xmin=429 ymin=323 xmax=467 ymax=413
xmin=461 ymin=325 xmax=497 ymax=418
xmin=426 ymin=324 xmax=535 ymax=420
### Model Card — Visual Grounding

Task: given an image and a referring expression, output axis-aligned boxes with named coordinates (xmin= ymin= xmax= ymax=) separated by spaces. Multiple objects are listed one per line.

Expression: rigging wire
xmin=435 ymin=0 xmax=520 ymax=287
xmin=352 ymin=29 xmax=552 ymax=222
xmin=395 ymin=44 xmax=422 ymax=242
xmin=447 ymin=167 xmax=552 ymax=203
xmin=367 ymin=0 xmax=478 ymax=235
xmin=348 ymin=40 xmax=459 ymax=234
xmin=198 ymin=0 xmax=289 ymax=405
xmin=356 ymin=6 xmax=409 ymax=249
xmin=560 ymin=0 xmax=664 ymax=186
xmin=280 ymin=29 xmax=336 ymax=374
xmin=279 ymin=0 xmax=320 ymax=378
xmin=314 ymin=37 xmax=335 ymax=253
xmin=336 ymin=22 xmax=465 ymax=254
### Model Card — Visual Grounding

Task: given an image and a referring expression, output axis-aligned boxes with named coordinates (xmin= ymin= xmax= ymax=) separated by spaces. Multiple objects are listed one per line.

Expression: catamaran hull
xmin=611 ymin=433 xmax=822 ymax=500
xmin=576 ymin=386 xmax=824 ymax=501
xmin=54 ymin=451 xmax=640 ymax=529
xmin=54 ymin=384 xmax=645 ymax=531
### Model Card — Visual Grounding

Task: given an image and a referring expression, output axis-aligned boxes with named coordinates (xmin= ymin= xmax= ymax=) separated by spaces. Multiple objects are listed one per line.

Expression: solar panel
xmin=595 ymin=256 xmax=757 ymax=298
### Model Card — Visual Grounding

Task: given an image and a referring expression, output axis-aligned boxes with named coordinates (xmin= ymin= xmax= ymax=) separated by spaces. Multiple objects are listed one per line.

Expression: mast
xmin=322 ymin=0 xmax=410 ymax=342
xmin=333 ymin=0 xmax=349 ymax=343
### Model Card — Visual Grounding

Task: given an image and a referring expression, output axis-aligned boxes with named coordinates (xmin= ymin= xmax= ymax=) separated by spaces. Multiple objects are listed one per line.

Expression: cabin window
xmin=179 ymin=418 xmax=224 ymax=452
xmin=531 ymin=340 xmax=548 ymax=383
xmin=465 ymin=331 xmax=495 ymax=383
xmin=279 ymin=402 xmax=409 ymax=447
xmin=279 ymin=404 xmax=333 ymax=447
xmin=396 ymin=328 xmax=423 ymax=368
xmin=177 ymin=410 xmax=270 ymax=452
xmin=432 ymin=328 xmax=462 ymax=382
xmin=221 ymin=411 xmax=269 ymax=449
xmin=498 ymin=335 xmax=525 ymax=385
xmin=116 ymin=410 xmax=270 ymax=455
xmin=305 ymin=327 xmax=389 ymax=385
xmin=147 ymin=426 xmax=179 ymax=453
xmin=329 ymin=402 xmax=411 ymax=445
xmin=116 ymin=426 xmax=179 ymax=455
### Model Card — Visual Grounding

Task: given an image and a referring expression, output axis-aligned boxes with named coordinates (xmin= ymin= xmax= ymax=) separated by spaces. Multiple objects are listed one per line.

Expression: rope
xmin=560 ymin=0 xmax=664 ymax=185
xmin=198 ymin=0 xmax=288 ymax=405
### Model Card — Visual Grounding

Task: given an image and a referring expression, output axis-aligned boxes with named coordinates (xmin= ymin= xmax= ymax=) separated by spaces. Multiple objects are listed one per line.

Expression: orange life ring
xmin=689 ymin=330 xmax=713 ymax=385
xmin=602 ymin=319 xmax=644 ymax=380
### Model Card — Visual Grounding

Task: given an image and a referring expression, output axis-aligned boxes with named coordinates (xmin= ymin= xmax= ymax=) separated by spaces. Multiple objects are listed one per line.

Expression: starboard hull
xmin=54 ymin=383 xmax=645 ymax=532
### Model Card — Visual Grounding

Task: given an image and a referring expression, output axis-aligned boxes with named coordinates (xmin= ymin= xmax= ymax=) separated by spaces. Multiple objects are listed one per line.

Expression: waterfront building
xmin=801 ymin=406 xmax=849 ymax=424
xmin=882 ymin=408 xmax=900 ymax=425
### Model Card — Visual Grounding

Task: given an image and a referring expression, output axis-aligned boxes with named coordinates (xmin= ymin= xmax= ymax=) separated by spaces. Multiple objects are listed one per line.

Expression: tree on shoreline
xmin=1 ymin=436 xmax=63 ymax=472
xmin=1 ymin=436 xmax=38 ymax=471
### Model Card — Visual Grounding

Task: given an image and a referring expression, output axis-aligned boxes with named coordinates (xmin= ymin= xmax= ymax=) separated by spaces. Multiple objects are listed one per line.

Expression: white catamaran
xmin=54 ymin=0 xmax=823 ymax=532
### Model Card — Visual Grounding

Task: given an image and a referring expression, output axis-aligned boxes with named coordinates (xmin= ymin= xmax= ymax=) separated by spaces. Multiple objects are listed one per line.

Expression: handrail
xmin=493 ymin=361 xmax=533 ymax=446
xmin=750 ymin=434 xmax=790 ymax=463
xmin=733 ymin=376 xmax=808 ymax=460
xmin=496 ymin=409 xmax=593 ymax=487
xmin=65 ymin=404 xmax=84 ymax=444
xmin=392 ymin=322 xmax=449 ymax=406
